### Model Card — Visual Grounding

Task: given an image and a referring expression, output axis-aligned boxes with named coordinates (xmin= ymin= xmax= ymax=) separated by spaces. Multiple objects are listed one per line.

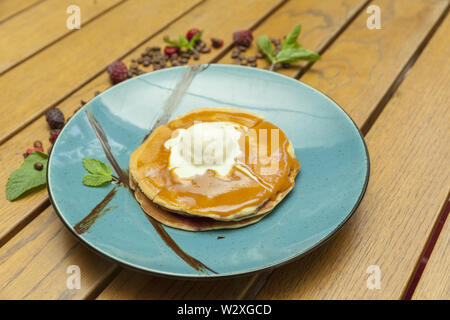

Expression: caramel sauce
xmin=134 ymin=109 xmax=300 ymax=217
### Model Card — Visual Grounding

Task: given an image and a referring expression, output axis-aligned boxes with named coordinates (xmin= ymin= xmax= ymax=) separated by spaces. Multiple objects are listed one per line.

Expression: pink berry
xmin=186 ymin=28 xmax=200 ymax=41
xmin=49 ymin=130 xmax=61 ymax=144
xmin=164 ymin=46 xmax=178 ymax=56
xmin=25 ymin=147 xmax=44 ymax=157
xmin=233 ymin=30 xmax=253 ymax=47
xmin=211 ymin=38 xmax=224 ymax=48
xmin=107 ymin=61 xmax=128 ymax=84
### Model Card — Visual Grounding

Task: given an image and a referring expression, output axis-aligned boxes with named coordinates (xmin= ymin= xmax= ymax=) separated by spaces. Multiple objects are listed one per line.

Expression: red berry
xmin=49 ymin=130 xmax=61 ymax=144
xmin=233 ymin=30 xmax=253 ymax=47
xmin=186 ymin=28 xmax=200 ymax=41
xmin=211 ymin=38 xmax=224 ymax=48
xmin=25 ymin=147 xmax=44 ymax=157
xmin=164 ymin=46 xmax=179 ymax=56
xmin=107 ymin=61 xmax=128 ymax=84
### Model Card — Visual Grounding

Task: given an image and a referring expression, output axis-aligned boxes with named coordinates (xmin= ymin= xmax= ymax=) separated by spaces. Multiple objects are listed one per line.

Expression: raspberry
xmin=49 ymin=129 xmax=61 ymax=144
xmin=45 ymin=108 xmax=65 ymax=129
xmin=25 ymin=147 xmax=44 ymax=157
xmin=164 ymin=46 xmax=179 ymax=56
xmin=186 ymin=28 xmax=200 ymax=41
xmin=233 ymin=30 xmax=253 ymax=47
xmin=211 ymin=38 xmax=224 ymax=48
xmin=107 ymin=61 xmax=128 ymax=84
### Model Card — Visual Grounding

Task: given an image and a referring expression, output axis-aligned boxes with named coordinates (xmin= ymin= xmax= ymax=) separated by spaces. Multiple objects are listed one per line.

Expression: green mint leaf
xmin=6 ymin=151 xmax=48 ymax=201
xmin=275 ymin=48 xmax=321 ymax=64
xmin=257 ymin=35 xmax=275 ymax=62
xmin=164 ymin=39 xmax=182 ymax=47
xmin=82 ymin=174 xmax=112 ymax=187
xmin=189 ymin=31 xmax=202 ymax=47
xmin=282 ymin=23 xmax=302 ymax=50
xmin=178 ymin=35 xmax=190 ymax=47
xmin=82 ymin=158 xmax=112 ymax=176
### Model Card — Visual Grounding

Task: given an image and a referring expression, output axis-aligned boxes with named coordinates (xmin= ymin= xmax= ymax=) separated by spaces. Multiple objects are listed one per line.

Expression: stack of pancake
xmin=129 ymin=108 xmax=300 ymax=231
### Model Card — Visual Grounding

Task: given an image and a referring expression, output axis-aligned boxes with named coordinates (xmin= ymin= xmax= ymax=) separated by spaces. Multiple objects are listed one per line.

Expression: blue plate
xmin=48 ymin=64 xmax=369 ymax=278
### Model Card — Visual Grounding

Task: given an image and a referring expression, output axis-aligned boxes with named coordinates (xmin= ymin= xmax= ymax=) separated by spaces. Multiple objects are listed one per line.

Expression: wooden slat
xmin=0 ymin=0 xmax=43 ymax=23
xmin=0 ymin=206 xmax=117 ymax=299
xmin=97 ymin=0 xmax=377 ymax=300
xmin=413 ymin=201 xmax=450 ymax=299
xmin=0 ymin=0 xmax=203 ymax=145
xmin=0 ymin=0 xmax=286 ymax=299
xmin=0 ymin=0 xmax=284 ymax=247
xmin=257 ymin=12 xmax=450 ymax=300
xmin=98 ymin=0 xmax=450 ymax=300
xmin=0 ymin=0 xmax=125 ymax=74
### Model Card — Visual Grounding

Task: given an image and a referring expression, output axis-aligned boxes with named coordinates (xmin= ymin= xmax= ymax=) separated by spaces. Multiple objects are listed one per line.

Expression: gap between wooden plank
xmin=0 ymin=0 xmax=129 ymax=76
xmin=0 ymin=0 xmax=46 ymax=24
xmin=0 ymin=0 xmax=206 ymax=146
xmin=402 ymin=194 xmax=450 ymax=299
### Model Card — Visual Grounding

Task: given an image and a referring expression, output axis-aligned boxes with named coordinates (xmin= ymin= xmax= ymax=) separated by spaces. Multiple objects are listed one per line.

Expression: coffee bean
xmin=201 ymin=47 xmax=211 ymax=54
xmin=171 ymin=60 xmax=180 ymax=66
xmin=240 ymin=59 xmax=247 ymax=65
xmin=238 ymin=45 xmax=247 ymax=52
xmin=152 ymin=46 xmax=161 ymax=51
xmin=80 ymin=100 xmax=87 ymax=105
xmin=231 ymin=50 xmax=239 ymax=58
xmin=170 ymin=53 xmax=178 ymax=60
xmin=239 ymin=53 xmax=246 ymax=60
xmin=143 ymin=60 xmax=150 ymax=67
xmin=180 ymin=58 xmax=188 ymax=64
xmin=247 ymin=56 xmax=256 ymax=62
xmin=163 ymin=35 xmax=169 ymax=41
xmin=250 ymin=62 xmax=257 ymax=67
xmin=282 ymin=63 xmax=290 ymax=68
xmin=137 ymin=57 xmax=143 ymax=64
xmin=256 ymin=52 xmax=264 ymax=59
xmin=34 ymin=162 xmax=43 ymax=171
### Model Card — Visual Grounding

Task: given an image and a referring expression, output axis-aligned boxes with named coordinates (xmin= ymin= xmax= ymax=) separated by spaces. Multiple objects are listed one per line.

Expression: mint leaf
xmin=164 ymin=39 xmax=181 ymax=47
xmin=82 ymin=158 xmax=112 ymax=176
xmin=178 ymin=35 xmax=190 ymax=47
xmin=6 ymin=151 xmax=48 ymax=201
xmin=257 ymin=35 xmax=274 ymax=62
xmin=282 ymin=23 xmax=302 ymax=50
xmin=82 ymin=174 xmax=112 ymax=187
xmin=275 ymin=48 xmax=321 ymax=63
xmin=81 ymin=158 xmax=113 ymax=187
xmin=189 ymin=31 xmax=202 ymax=48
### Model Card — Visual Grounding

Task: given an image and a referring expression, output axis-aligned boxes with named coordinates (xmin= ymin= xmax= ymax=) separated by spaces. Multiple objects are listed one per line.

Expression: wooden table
xmin=0 ymin=0 xmax=448 ymax=300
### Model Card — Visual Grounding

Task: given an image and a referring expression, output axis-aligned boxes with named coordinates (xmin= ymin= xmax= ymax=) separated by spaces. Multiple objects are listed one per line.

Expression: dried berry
xmin=211 ymin=38 xmax=224 ymax=48
xmin=49 ymin=129 xmax=60 ymax=144
xmin=34 ymin=162 xmax=43 ymax=171
xmin=233 ymin=30 xmax=253 ymax=47
xmin=25 ymin=147 xmax=44 ymax=157
xmin=45 ymin=108 xmax=65 ymax=129
xmin=106 ymin=61 xmax=128 ymax=84
xmin=186 ymin=28 xmax=201 ymax=41
xmin=164 ymin=46 xmax=179 ymax=56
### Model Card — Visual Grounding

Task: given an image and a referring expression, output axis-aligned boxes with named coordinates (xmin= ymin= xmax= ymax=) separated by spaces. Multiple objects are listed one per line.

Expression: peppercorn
xmin=45 ymin=108 xmax=65 ymax=129
xmin=34 ymin=162 xmax=43 ymax=171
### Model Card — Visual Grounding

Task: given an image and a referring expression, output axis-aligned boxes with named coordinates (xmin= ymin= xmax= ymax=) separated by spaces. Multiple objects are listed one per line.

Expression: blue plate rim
xmin=47 ymin=64 xmax=370 ymax=279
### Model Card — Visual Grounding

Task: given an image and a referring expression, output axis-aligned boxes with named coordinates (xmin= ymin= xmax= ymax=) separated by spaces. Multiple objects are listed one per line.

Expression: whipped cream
xmin=164 ymin=121 xmax=242 ymax=179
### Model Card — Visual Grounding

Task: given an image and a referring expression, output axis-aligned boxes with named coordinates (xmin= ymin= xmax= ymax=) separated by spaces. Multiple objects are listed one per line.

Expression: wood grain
xmin=0 ymin=206 xmax=117 ymax=299
xmin=0 ymin=0 xmax=285 ymax=248
xmin=218 ymin=0 xmax=370 ymax=76
xmin=98 ymin=0 xmax=449 ymax=300
xmin=413 ymin=201 xmax=450 ymax=299
xmin=0 ymin=0 xmax=125 ymax=73
xmin=0 ymin=0 xmax=43 ymax=23
xmin=0 ymin=0 xmax=203 ymax=145
xmin=256 ymin=11 xmax=450 ymax=299
xmin=0 ymin=0 xmax=286 ymax=299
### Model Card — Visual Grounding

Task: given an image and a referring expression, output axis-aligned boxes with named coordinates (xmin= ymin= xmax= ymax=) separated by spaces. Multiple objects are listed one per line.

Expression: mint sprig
xmin=164 ymin=32 xmax=202 ymax=54
xmin=82 ymin=158 xmax=114 ymax=187
xmin=6 ymin=151 xmax=48 ymax=201
xmin=257 ymin=23 xmax=320 ymax=71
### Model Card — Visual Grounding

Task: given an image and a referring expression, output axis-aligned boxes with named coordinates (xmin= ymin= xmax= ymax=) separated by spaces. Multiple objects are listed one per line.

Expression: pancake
xmin=130 ymin=175 xmax=269 ymax=231
xmin=129 ymin=107 xmax=300 ymax=226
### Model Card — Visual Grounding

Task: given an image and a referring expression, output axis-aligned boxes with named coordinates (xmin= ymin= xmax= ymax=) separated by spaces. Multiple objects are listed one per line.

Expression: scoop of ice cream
xmin=164 ymin=121 xmax=242 ymax=178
